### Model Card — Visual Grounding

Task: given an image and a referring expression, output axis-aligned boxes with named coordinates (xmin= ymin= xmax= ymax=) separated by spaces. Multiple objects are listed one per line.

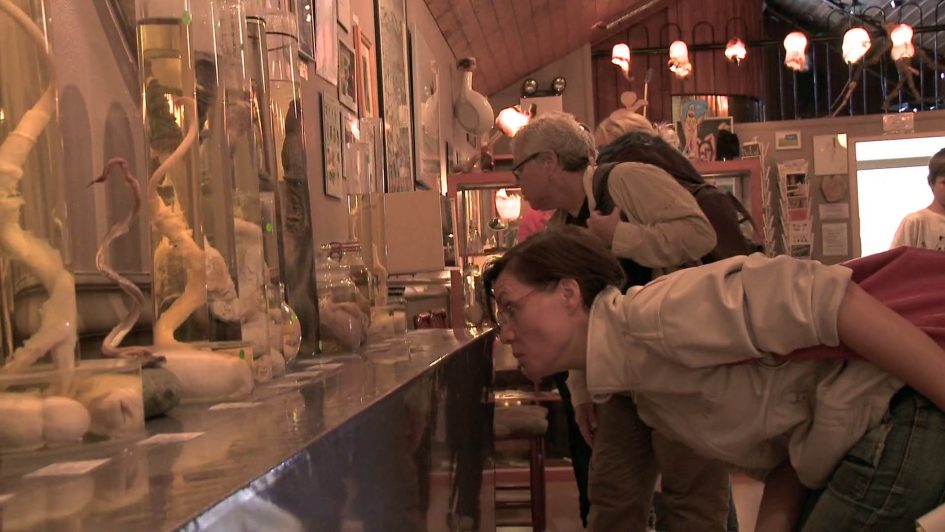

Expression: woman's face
xmin=492 ymin=270 xmax=581 ymax=379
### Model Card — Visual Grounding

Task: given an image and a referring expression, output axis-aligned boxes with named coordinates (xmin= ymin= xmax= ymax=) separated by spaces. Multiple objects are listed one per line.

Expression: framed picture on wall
xmin=341 ymin=109 xmax=358 ymax=183
xmin=338 ymin=39 xmax=357 ymax=111
xmin=294 ymin=0 xmax=316 ymax=60
xmin=410 ymin=27 xmax=442 ymax=193
xmin=321 ymin=93 xmax=344 ymax=198
xmin=337 ymin=0 xmax=351 ymax=32
xmin=776 ymin=130 xmax=803 ymax=150
xmin=353 ymin=25 xmax=376 ymax=118
xmin=315 ymin=0 xmax=338 ymax=84
xmin=676 ymin=116 xmax=734 ymax=162
xmin=375 ymin=0 xmax=414 ymax=192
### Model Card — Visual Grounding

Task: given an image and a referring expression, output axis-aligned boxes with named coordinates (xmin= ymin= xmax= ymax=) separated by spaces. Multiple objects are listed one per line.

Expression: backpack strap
xmin=591 ymin=162 xmax=620 ymax=216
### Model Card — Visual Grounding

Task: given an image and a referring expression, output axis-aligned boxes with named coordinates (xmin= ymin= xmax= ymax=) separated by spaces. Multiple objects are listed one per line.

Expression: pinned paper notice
xmin=209 ymin=402 xmax=262 ymax=411
xmin=137 ymin=432 xmax=205 ymax=446
xmin=25 ymin=459 xmax=110 ymax=478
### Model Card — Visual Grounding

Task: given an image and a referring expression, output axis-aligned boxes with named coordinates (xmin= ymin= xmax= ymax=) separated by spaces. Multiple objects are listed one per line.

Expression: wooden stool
xmin=494 ymin=402 xmax=548 ymax=531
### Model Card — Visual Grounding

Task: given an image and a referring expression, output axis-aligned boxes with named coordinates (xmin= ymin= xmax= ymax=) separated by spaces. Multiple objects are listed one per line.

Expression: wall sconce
xmin=724 ymin=38 xmax=746 ymax=64
xmin=668 ymin=40 xmax=692 ymax=78
xmin=495 ymin=105 xmax=532 ymax=137
xmin=611 ymin=43 xmax=631 ymax=78
xmin=495 ymin=188 xmax=522 ymax=222
xmin=522 ymin=78 xmax=538 ymax=96
xmin=550 ymin=76 xmax=567 ymax=95
xmin=890 ymin=23 xmax=915 ymax=60
xmin=841 ymin=27 xmax=871 ymax=64
xmin=783 ymin=31 xmax=809 ymax=72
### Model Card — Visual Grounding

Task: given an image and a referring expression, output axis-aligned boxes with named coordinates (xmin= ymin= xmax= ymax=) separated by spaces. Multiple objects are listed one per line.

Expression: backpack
xmin=592 ymin=162 xmax=760 ymax=264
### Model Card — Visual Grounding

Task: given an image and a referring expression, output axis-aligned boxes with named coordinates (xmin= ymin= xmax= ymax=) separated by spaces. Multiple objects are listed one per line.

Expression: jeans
xmin=800 ymin=387 xmax=945 ymax=531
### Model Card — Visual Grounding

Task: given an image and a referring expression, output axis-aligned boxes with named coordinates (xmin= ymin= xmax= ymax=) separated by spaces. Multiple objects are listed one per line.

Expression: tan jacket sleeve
xmin=606 ymin=162 xmax=717 ymax=267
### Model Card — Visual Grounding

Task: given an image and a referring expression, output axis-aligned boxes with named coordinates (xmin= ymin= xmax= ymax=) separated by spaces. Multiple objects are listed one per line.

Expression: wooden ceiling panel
xmin=423 ymin=0 xmax=655 ymax=95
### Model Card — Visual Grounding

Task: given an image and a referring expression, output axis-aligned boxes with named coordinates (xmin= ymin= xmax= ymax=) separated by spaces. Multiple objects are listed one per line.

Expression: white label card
xmin=137 ymin=432 xmax=205 ymax=446
xmin=209 ymin=402 xmax=262 ymax=411
xmin=25 ymin=459 xmax=110 ymax=478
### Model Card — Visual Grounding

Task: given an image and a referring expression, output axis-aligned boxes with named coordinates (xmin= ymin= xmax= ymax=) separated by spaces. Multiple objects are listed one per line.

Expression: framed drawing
xmin=411 ymin=28 xmax=442 ymax=193
xmin=676 ymin=116 xmax=734 ymax=162
xmin=294 ymin=0 xmax=316 ymax=60
xmin=315 ymin=0 xmax=338 ymax=84
xmin=337 ymin=0 xmax=351 ymax=32
xmin=338 ymin=38 xmax=357 ymax=111
xmin=375 ymin=0 xmax=414 ymax=192
xmin=341 ymin=109 xmax=358 ymax=183
xmin=321 ymin=93 xmax=344 ymax=198
xmin=775 ymin=130 xmax=803 ymax=150
xmin=353 ymin=25 xmax=376 ymax=118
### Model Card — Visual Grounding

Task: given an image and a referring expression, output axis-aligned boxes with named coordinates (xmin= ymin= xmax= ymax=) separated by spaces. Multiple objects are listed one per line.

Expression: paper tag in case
xmin=209 ymin=401 xmax=262 ymax=411
xmin=137 ymin=432 xmax=205 ymax=446
xmin=25 ymin=459 xmax=110 ymax=478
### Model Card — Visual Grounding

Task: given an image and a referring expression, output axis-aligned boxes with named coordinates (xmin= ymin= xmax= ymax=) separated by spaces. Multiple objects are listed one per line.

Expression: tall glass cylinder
xmin=346 ymin=117 xmax=388 ymax=307
xmin=0 ymin=0 xmax=76 ymax=371
xmin=264 ymin=8 xmax=318 ymax=355
xmin=136 ymin=0 xmax=209 ymax=346
xmin=197 ymin=0 xmax=272 ymax=364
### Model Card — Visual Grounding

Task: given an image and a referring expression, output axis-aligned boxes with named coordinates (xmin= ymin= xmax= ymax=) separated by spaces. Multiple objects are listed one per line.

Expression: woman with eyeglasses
xmin=483 ymin=224 xmax=945 ymax=531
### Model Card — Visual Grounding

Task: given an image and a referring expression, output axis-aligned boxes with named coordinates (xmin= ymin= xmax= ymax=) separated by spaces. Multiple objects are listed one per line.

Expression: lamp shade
xmin=890 ymin=23 xmax=915 ymax=60
xmin=495 ymin=188 xmax=522 ymax=222
xmin=611 ymin=43 xmax=631 ymax=75
xmin=783 ymin=31 xmax=809 ymax=71
xmin=841 ymin=27 xmax=871 ymax=64
xmin=495 ymin=106 xmax=531 ymax=137
xmin=668 ymin=40 xmax=692 ymax=78
xmin=724 ymin=38 xmax=746 ymax=63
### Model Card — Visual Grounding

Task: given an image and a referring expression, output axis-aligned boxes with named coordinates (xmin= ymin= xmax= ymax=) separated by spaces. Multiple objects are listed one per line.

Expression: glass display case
xmin=446 ymin=172 xmax=523 ymax=327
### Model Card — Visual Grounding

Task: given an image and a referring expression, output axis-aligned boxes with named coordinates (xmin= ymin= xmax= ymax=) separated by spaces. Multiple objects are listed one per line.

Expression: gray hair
xmin=513 ymin=112 xmax=595 ymax=172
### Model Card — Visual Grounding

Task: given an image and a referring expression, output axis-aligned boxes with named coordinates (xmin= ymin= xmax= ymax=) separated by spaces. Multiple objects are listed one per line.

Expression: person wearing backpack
xmin=512 ymin=111 xmax=730 ymax=531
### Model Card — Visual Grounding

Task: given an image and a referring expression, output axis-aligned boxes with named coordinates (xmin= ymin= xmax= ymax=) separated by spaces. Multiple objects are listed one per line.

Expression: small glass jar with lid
xmin=316 ymin=244 xmax=367 ymax=353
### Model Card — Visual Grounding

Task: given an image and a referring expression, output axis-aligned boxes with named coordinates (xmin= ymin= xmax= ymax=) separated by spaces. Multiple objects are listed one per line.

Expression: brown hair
xmin=482 ymin=225 xmax=626 ymax=322
xmin=929 ymin=147 xmax=945 ymax=186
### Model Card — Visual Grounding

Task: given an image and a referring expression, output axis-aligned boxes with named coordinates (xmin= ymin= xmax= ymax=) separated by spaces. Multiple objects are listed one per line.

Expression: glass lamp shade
xmin=842 ymin=27 xmax=871 ymax=64
xmin=611 ymin=43 xmax=631 ymax=75
xmin=495 ymin=188 xmax=522 ymax=222
xmin=783 ymin=32 xmax=809 ymax=71
xmin=890 ymin=23 xmax=915 ymax=60
xmin=668 ymin=40 xmax=692 ymax=78
xmin=495 ymin=106 xmax=531 ymax=138
xmin=724 ymin=38 xmax=746 ymax=63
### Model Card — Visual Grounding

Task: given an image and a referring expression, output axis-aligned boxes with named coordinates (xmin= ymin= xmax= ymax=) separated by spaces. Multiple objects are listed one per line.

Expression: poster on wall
xmin=376 ymin=0 xmax=414 ymax=192
xmin=294 ymin=0 xmax=316 ymax=60
xmin=321 ymin=93 xmax=344 ymax=198
xmin=353 ymin=24 xmax=376 ymax=118
xmin=676 ymin=100 xmax=733 ymax=162
xmin=338 ymin=39 xmax=357 ymax=111
xmin=315 ymin=0 xmax=338 ymax=84
xmin=411 ymin=28 xmax=442 ymax=193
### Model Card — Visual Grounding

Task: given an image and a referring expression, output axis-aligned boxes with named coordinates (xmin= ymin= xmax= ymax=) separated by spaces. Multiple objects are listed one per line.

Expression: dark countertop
xmin=0 ymin=328 xmax=496 ymax=531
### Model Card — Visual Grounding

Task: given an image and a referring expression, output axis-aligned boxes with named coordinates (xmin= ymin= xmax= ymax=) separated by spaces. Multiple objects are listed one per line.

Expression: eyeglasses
xmin=511 ymin=151 xmax=544 ymax=181
xmin=492 ymin=287 xmax=543 ymax=329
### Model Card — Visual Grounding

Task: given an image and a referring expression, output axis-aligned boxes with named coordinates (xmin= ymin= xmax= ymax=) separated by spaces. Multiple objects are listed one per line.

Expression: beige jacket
xmin=583 ymin=254 xmax=902 ymax=488
xmin=556 ymin=162 xmax=717 ymax=405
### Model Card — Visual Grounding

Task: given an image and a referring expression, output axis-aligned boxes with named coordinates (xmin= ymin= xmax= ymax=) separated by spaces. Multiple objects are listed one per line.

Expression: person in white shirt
xmin=483 ymin=224 xmax=945 ymax=531
xmin=891 ymin=147 xmax=945 ymax=251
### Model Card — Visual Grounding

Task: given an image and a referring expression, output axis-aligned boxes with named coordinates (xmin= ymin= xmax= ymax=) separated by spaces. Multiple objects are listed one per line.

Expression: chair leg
xmin=529 ymin=436 xmax=546 ymax=531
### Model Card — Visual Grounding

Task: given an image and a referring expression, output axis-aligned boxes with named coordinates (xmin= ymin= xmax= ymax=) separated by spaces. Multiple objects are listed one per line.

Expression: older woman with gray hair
xmin=511 ymin=111 xmax=729 ymax=530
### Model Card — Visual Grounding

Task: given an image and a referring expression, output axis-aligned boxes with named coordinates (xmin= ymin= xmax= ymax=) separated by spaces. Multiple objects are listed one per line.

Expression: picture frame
xmin=294 ymin=0 xmax=316 ymax=60
xmin=775 ymin=130 xmax=803 ymax=150
xmin=337 ymin=0 xmax=351 ymax=32
xmin=321 ymin=93 xmax=344 ymax=198
xmin=676 ymin=116 xmax=734 ymax=162
xmin=315 ymin=0 xmax=338 ymax=85
xmin=375 ymin=0 xmax=414 ymax=192
xmin=741 ymin=140 xmax=762 ymax=159
xmin=341 ymin=109 xmax=358 ymax=183
xmin=410 ymin=27 xmax=442 ymax=193
xmin=353 ymin=25 xmax=376 ymax=118
xmin=338 ymin=38 xmax=357 ymax=111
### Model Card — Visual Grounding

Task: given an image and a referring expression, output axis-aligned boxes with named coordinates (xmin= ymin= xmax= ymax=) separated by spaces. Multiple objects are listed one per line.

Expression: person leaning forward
xmin=511 ymin=112 xmax=730 ymax=531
